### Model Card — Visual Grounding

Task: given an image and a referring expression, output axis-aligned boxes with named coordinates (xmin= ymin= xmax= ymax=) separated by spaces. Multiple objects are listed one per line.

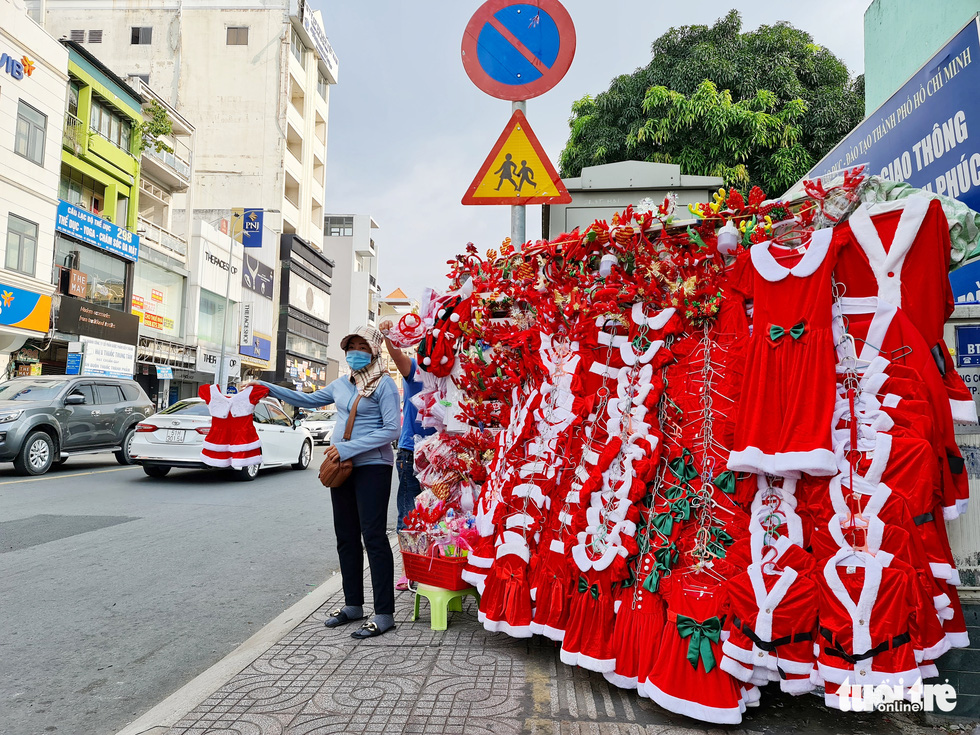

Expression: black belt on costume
xmin=731 ymin=614 xmax=812 ymax=652
xmin=819 ymin=625 xmax=911 ymax=664
xmin=912 ymin=512 xmax=934 ymax=526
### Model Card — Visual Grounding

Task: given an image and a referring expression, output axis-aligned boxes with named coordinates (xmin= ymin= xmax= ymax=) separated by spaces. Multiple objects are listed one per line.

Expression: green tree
xmin=559 ymin=9 xmax=865 ymax=195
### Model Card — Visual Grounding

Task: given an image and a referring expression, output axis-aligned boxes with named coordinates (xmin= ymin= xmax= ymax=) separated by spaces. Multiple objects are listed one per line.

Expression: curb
xmin=114 ymin=533 xmax=400 ymax=735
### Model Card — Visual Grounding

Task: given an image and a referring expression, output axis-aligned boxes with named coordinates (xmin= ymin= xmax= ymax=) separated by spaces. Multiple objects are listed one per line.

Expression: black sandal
xmin=323 ymin=608 xmax=365 ymax=628
xmin=350 ymin=620 xmax=394 ymax=639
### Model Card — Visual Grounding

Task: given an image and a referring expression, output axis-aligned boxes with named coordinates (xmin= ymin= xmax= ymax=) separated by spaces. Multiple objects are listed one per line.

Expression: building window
xmin=67 ymin=81 xmax=80 ymax=117
xmin=317 ymin=73 xmax=328 ymax=100
xmin=54 ymin=235 xmax=128 ymax=311
xmin=60 ymin=166 xmax=107 ymax=215
xmin=226 ymin=26 xmax=249 ymax=45
xmin=88 ymin=30 xmax=103 ymax=43
xmin=6 ymin=214 xmax=38 ymax=276
xmin=131 ymin=27 xmax=152 ymax=44
xmin=199 ymin=289 xmax=231 ymax=344
xmin=70 ymin=29 xmax=85 ymax=42
xmin=90 ymin=97 xmax=133 ymax=153
xmin=324 ymin=216 xmax=353 ymax=237
xmin=290 ymin=29 xmax=305 ymax=67
xmin=14 ymin=101 xmax=46 ymax=166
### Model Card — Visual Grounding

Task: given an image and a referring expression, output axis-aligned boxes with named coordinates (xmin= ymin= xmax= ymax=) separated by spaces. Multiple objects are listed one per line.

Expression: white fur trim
xmin=950 ymin=398 xmax=979 ymax=425
xmin=918 ymin=663 xmax=939 ymax=679
xmin=202 ymin=439 xmax=262 ymax=452
xmin=643 ymin=682 xmax=746 ymax=725
xmin=780 ymin=676 xmax=816 ymax=695
xmin=946 ymin=631 xmax=971 ymax=648
xmin=847 ymin=197 xmax=929 ymax=308
xmin=478 ymin=611 xmax=533 ymax=638
xmin=728 ymin=446 xmax=837 ymax=477
xmin=817 ymin=662 xmax=920 ymax=687
xmin=603 ymin=671 xmax=639 ymax=690
xmin=720 ymin=654 xmax=755 ymax=683
xmin=950 ymin=568 xmax=962 ymax=587
xmin=528 ymin=622 xmax=566 ymax=641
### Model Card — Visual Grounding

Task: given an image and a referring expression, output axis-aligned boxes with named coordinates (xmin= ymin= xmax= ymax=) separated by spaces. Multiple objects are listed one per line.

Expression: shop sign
xmin=80 ymin=336 xmax=136 ymax=378
xmin=196 ymin=348 xmax=241 ymax=381
xmin=17 ymin=363 xmax=41 ymax=376
xmin=156 ymin=365 xmax=173 ymax=379
xmin=239 ymin=303 xmax=252 ymax=348
xmin=231 ymin=208 xmax=263 ymax=247
xmin=242 ymin=253 xmax=274 ymax=299
xmin=0 ymin=281 xmax=52 ymax=334
xmin=955 ymin=325 xmax=980 ymax=367
xmin=68 ymin=269 xmax=87 ymax=297
xmin=240 ymin=332 xmax=272 ymax=363
xmin=1 ymin=52 xmax=34 ymax=80
xmin=13 ymin=347 xmax=40 ymax=363
xmin=56 ymin=200 xmax=139 ymax=262
xmin=58 ymin=296 xmax=140 ymax=346
xmin=301 ymin=2 xmax=339 ymax=82
xmin=151 ymin=289 xmax=164 ymax=302
xmin=66 ymin=352 xmax=82 ymax=375
xmin=800 ymin=18 xmax=980 ymax=211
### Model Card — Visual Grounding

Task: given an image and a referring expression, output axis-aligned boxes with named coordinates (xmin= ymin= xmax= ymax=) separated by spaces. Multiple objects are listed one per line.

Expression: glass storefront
xmin=53 ymin=235 xmax=128 ymax=311
xmin=199 ymin=289 xmax=234 ymax=345
xmin=132 ymin=261 xmax=184 ymax=339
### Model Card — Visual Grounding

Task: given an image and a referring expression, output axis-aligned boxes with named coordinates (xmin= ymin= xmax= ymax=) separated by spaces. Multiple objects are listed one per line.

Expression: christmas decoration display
xmin=199 ymin=383 xmax=269 ymax=467
xmin=399 ymin=172 xmax=974 ymax=724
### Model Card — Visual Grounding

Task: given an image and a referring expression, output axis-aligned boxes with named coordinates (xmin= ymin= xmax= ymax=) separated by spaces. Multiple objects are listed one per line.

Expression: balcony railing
xmin=145 ymin=137 xmax=192 ymax=180
xmin=138 ymin=216 xmax=187 ymax=257
xmin=63 ymin=112 xmax=85 ymax=155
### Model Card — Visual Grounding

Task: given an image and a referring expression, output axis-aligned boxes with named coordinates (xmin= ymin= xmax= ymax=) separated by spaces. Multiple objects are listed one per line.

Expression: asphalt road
xmin=0 ymin=448 xmax=399 ymax=735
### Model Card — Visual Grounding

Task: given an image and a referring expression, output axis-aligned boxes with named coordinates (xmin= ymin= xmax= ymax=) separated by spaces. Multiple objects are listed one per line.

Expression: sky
xmin=312 ymin=0 xmax=872 ymax=302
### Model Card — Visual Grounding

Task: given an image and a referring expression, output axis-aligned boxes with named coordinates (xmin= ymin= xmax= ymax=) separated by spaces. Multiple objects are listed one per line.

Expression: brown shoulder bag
xmin=318 ymin=394 xmax=362 ymax=488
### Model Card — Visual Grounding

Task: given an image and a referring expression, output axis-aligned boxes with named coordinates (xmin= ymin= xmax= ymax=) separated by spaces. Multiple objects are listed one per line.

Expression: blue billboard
xmin=803 ymin=18 xmax=980 ymax=212
xmin=240 ymin=334 xmax=272 ymax=362
xmin=56 ymin=200 xmax=140 ymax=262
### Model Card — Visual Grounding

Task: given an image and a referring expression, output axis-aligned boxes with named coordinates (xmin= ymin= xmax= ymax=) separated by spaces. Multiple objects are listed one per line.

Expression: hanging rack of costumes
xmin=399 ymin=169 xmax=974 ymax=724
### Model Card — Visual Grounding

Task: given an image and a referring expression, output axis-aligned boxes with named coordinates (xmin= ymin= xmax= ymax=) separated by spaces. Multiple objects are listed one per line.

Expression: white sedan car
xmin=130 ymin=397 xmax=314 ymax=481
xmin=299 ymin=409 xmax=337 ymax=445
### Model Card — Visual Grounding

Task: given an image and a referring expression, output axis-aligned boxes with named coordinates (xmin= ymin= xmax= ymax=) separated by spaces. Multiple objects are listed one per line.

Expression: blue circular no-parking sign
xmin=461 ymin=0 xmax=576 ymax=101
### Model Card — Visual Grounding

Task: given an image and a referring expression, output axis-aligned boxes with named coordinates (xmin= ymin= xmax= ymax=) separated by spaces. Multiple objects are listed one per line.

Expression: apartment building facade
xmin=321 ymin=214 xmax=380 ymax=373
xmin=0 ymin=0 xmax=66 ymax=377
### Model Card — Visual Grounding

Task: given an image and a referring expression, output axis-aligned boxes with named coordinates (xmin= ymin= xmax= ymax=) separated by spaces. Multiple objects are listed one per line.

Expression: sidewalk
xmin=121 ymin=539 xmax=949 ymax=735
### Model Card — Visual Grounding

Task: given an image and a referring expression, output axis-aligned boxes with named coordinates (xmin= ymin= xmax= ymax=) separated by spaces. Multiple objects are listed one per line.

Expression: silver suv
xmin=0 ymin=376 xmax=154 ymax=476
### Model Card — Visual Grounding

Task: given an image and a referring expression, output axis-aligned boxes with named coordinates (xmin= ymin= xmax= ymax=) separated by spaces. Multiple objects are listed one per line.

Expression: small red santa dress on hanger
xmin=200 ymin=384 xmax=269 ymax=467
xmin=728 ymin=228 xmax=840 ymax=477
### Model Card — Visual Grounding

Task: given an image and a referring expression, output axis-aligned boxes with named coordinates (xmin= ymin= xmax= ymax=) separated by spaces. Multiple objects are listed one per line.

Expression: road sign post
xmin=461 ymin=0 xmax=575 ymax=252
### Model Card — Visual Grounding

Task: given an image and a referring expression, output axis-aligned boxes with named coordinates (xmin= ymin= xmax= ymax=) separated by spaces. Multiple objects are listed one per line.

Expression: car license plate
xmin=165 ymin=430 xmax=185 ymax=443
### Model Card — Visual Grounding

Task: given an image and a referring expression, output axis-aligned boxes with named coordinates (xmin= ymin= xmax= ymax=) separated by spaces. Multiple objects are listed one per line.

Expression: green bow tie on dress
xmin=769 ymin=321 xmax=806 ymax=342
xmin=578 ymin=576 xmax=599 ymax=600
xmin=675 ymin=614 xmax=723 ymax=672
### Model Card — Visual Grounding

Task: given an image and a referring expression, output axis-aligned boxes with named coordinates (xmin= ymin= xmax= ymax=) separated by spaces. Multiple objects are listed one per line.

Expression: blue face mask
xmin=346 ymin=351 xmax=372 ymax=371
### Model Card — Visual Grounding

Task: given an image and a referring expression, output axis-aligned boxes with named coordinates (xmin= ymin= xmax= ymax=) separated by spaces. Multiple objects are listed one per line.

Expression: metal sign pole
xmin=511 ymin=99 xmax=526 ymax=251
xmin=218 ymin=212 xmax=242 ymax=392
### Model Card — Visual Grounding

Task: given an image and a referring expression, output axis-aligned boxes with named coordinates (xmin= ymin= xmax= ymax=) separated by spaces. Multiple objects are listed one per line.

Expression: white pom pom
xmin=432 ymin=328 xmax=440 ymax=337
xmin=440 ymin=356 xmax=449 ymax=364
xmin=439 ymin=309 xmax=447 ymax=319
xmin=450 ymin=313 xmax=461 ymax=323
xmin=423 ymin=357 xmax=431 ymax=365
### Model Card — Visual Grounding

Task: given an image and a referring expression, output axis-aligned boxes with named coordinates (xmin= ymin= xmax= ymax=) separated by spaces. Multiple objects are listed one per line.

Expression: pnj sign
xmin=1 ymin=52 xmax=35 ymax=80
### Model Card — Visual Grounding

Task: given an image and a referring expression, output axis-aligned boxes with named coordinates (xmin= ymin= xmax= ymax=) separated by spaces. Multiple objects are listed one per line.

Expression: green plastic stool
xmin=412 ymin=583 xmax=479 ymax=630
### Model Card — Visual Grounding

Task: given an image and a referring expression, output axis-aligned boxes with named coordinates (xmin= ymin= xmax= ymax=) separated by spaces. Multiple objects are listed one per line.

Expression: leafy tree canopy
xmin=559 ymin=9 xmax=865 ymax=195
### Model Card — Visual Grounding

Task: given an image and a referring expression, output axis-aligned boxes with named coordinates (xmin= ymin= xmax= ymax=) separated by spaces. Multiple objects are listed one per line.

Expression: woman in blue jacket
xmin=248 ymin=326 xmax=401 ymax=639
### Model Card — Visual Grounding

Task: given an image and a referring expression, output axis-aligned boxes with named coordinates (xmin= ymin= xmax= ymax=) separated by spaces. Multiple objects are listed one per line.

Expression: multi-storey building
xmin=43 ymin=0 xmax=339 ymax=379
xmin=126 ymin=76 xmax=198 ymax=406
xmin=377 ymin=287 xmax=419 ymax=392
xmin=0 ymin=0 xmax=67 ymax=378
xmin=42 ymin=39 xmax=143 ymax=377
xmin=321 ymin=214 xmax=381 ymax=373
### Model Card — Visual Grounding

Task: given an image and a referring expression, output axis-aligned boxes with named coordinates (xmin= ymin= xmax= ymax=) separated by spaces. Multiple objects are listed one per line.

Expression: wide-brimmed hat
xmin=339 ymin=325 xmax=384 ymax=356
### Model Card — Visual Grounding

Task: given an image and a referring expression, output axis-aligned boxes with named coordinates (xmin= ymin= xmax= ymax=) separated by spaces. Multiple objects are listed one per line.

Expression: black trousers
xmin=330 ymin=463 xmax=394 ymax=615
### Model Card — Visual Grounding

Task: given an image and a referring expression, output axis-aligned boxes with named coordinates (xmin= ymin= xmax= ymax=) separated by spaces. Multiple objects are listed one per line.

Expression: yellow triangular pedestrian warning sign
xmin=463 ymin=110 xmax=571 ymax=205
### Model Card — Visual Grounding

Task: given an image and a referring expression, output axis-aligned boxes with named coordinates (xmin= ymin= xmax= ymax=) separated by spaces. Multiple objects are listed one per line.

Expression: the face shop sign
xmin=205 ymin=251 xmax=238 ymax=274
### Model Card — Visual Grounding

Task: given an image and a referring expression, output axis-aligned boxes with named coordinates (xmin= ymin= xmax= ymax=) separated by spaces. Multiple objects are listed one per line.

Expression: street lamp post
xmin=217 ymin=211 xmax=242 ymax=392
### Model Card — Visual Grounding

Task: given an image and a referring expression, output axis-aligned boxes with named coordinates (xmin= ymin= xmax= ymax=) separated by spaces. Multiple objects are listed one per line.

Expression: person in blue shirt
xmin=379 ymin=319 xmax=437 ymax=590
xmin=244 ymin=326 xmax=401 ymax=639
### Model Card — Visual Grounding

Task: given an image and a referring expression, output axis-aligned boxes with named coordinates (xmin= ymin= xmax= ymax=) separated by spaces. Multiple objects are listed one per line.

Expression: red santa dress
xmin=728 ymin=229 xmax=840 ymax=477
xmin=200 ymin=384 xmax=269 ymax=467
